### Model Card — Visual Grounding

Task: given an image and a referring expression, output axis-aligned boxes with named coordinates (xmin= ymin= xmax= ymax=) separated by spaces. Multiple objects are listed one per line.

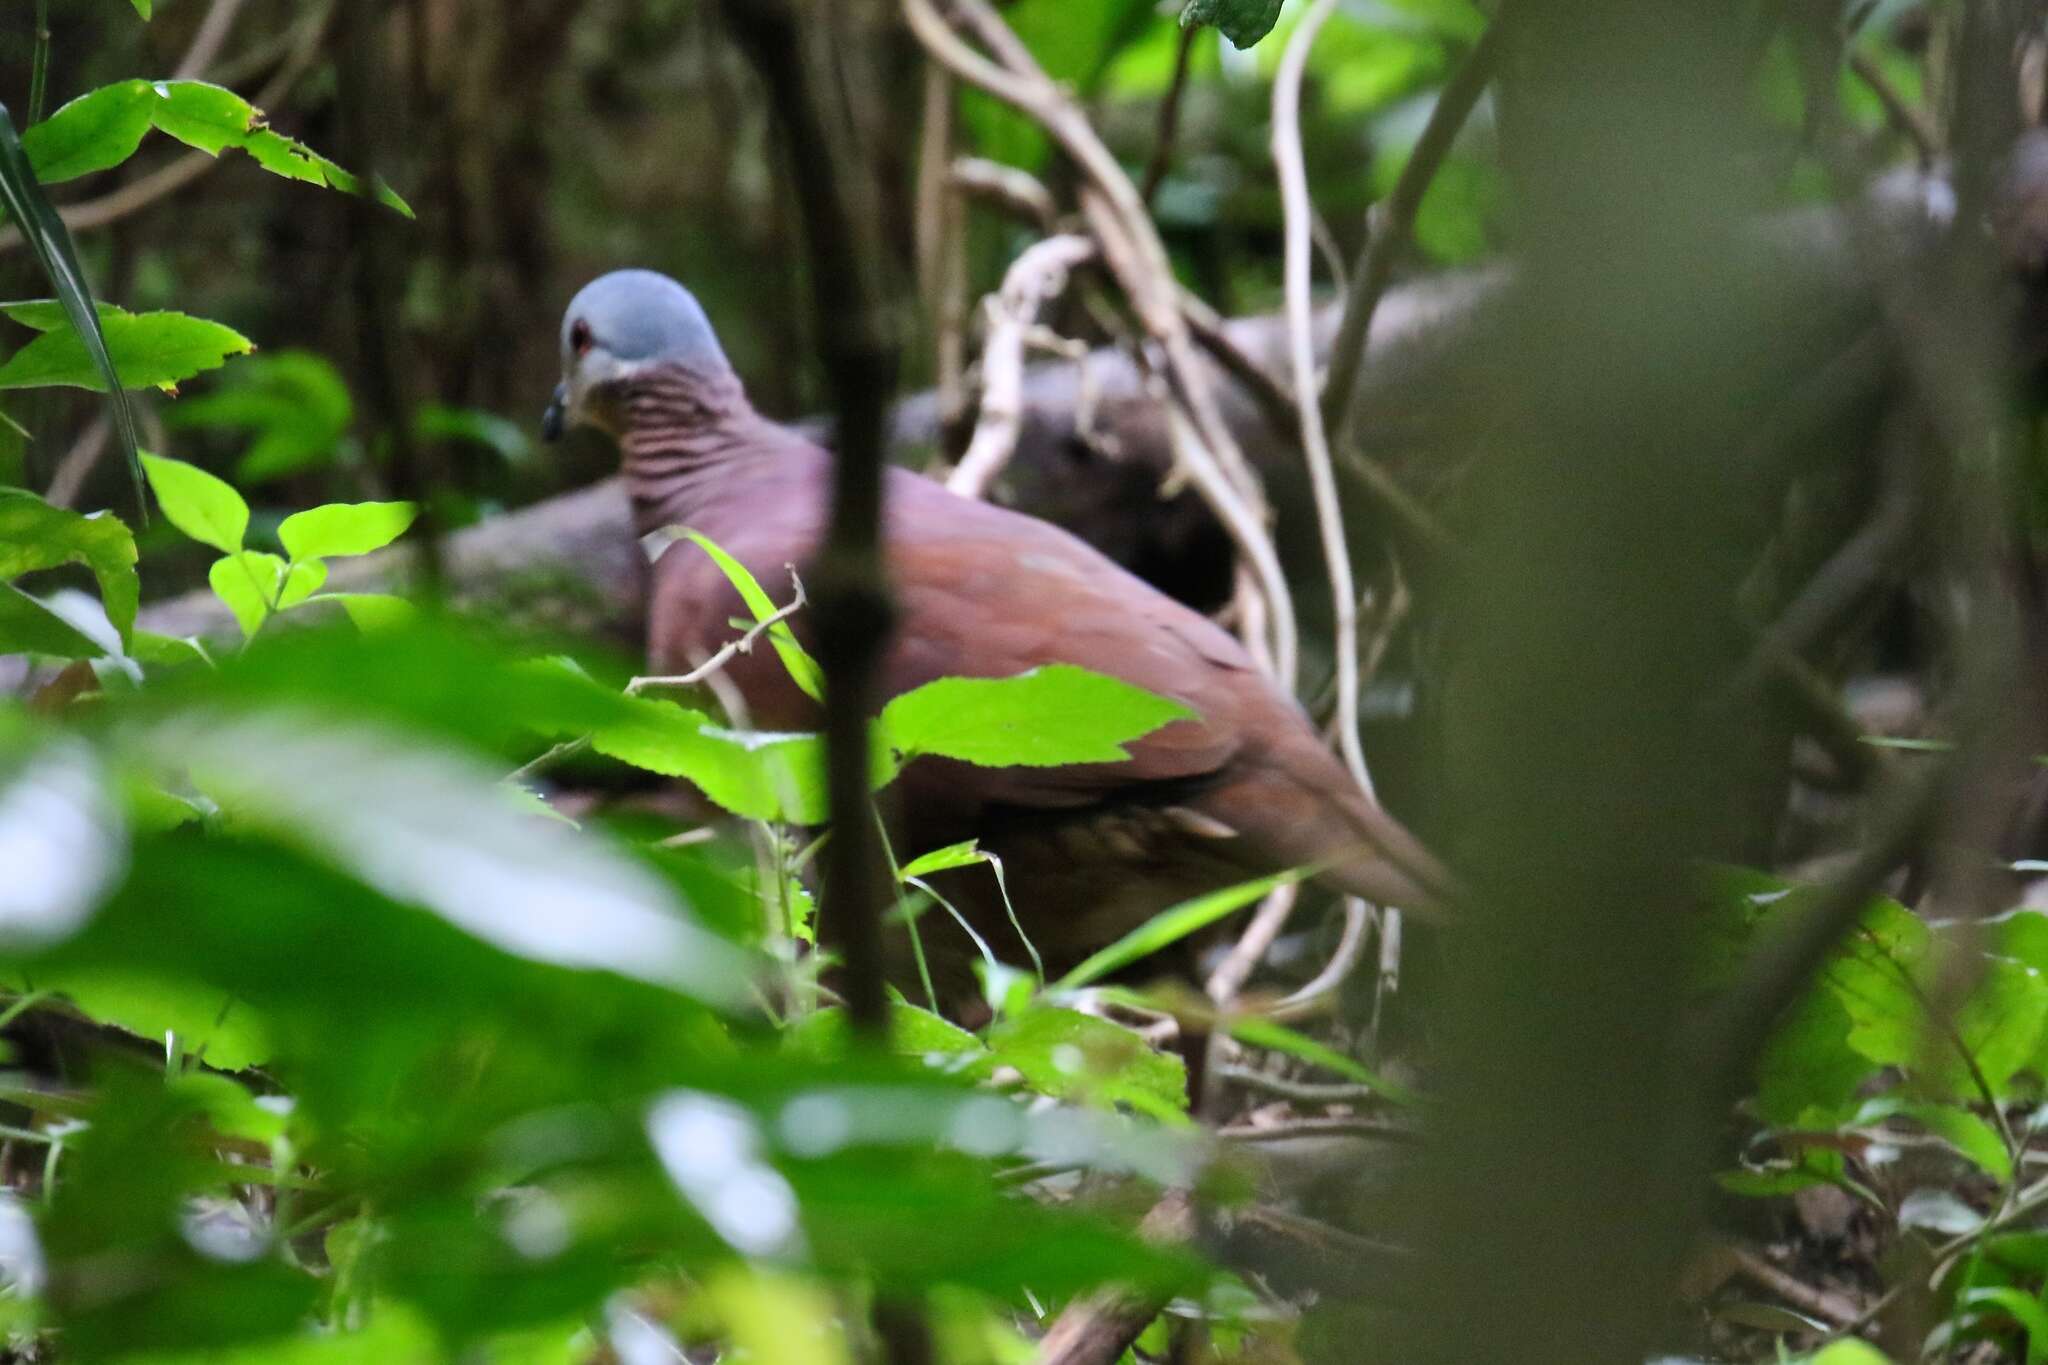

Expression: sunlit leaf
xmin=142 ymin=453 xmax=247 ymax=553
xmin=881 ymin=665 xmax=1192 ymax=770
xmin=278 ymin=501 xmax=417 ymax=561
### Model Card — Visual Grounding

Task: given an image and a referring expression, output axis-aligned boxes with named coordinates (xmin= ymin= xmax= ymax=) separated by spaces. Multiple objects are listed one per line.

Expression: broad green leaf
xmin=0 ymin=308 xmax=253 ymax=392
xmin=19 ymin=82 xmax=154 ymax=183
xmin=899 ymin=840 xmax=984 ymax=881
xmin=1054 ymin=869 xmax=1300 ymax=991
xmin=0 ymin=108 xmax=144 ymax=496
xmin=1181 ymin=0 xmax=1284 ymax=48
xmin=279 ymin=500 xmax=417 ymax=561
xmin=126 ymin=707 xmax=759 ymax=1008
xmin=985 ymin=1005 xmax=1187 ymax=1116
xmin=22 ymin=81 xmax=414 ymax=217
xmin=0 ymin=488 xmax=137 ymax=640
xmin=0 ymin=583 xmax=104 ymax=657
xmin=784 ymin=1003 xmax=992 ymax=1077
xmin=208 ymin=553 xmax=325 ymax=638
xmin=142 ymin=453 xmax=247 ymax=553
xmin=665 ymin=528 xmax=821 ymax=702
xmin=1903 ymin=1102 xmax=2013 ymax=1183
xmin=1960 ymin=1286 xmax=2048 ymax=1364
xmin=592 ymin=699 xmax=826 ymax=823
xmin=1227 ymin=1014 xmax=1418 ymax=1105
xmin=699 ymin=1266 xmax=851 ymax=1365
xmin=131 ymin=0 xmax=152 ymax=15
xmin=128 ymin=630 xmax=209 ymax=666
xmin=881 ymin=665 xmax=1193 ymax=770
xmin=32 ymin=967 xmax=270 ymax=1072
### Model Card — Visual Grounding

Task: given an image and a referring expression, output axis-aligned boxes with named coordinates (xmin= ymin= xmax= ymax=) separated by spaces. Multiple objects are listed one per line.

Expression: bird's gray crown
xmin=562 ymin=269 xmax=729 ymax=372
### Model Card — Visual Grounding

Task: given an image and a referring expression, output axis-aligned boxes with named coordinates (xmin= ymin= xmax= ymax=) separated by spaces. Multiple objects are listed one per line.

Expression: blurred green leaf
xmin=1226 ymin=1014 xmax=1416 ymax=1105
xmin=1055 ymin=870 xmax=1299 ymax=991
xmin=898 ymin=840 xmax=984 ymax=881
xmin=161 ymin=350 xmax=354 ymax=484
xmin=1181 ymin=0 xmax=1283 ymax=49
xmin=0 ymin=583 xmax=104 ymax=657
xmin=142 ymin=453 xmax=247 ymax=553
xmin=985 ymin=1005 xmax=1187 ymax=1115
xmin=278 ymin=501 xmax=417 ymax=561
xmin=0 ymin=488 xmax=138 ymax=642
xmin=29 ymin=966 xmax=271 ymax=1072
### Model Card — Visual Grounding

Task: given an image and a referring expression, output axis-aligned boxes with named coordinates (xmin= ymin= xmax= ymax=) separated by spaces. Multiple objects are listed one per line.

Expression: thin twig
xmin=1140 ymin=25 xmax=1199 ymax=206
xmin=1215 ymin=1064 xmax=1384 ymax=1107
xmin=173 ymin=0 xmax=254 ymax=82
xmin=1205 ymin=881 xmax=1300 ymax=1005
xmin=905 ymin=0 xmax=1299 ymax=686
xmin=1324 ymin=7 xmax=1512 ymax=446
xmin=627 ymin=578 xmax=809 ymax=693
xmin=1269 ymin=897 xmax=1372 ymax=1020
xmin=949 ymin=235 xmax=1097 ymax=498
xmin=1276 ymin=0 xmax=1376 ymax=802
xmin=948 ymin=156 xmax=1058 ymax=232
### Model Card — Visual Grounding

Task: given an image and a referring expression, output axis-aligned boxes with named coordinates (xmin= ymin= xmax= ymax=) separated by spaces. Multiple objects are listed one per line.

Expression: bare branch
xmin=949 ymin=234 xmax=1097 ymax=498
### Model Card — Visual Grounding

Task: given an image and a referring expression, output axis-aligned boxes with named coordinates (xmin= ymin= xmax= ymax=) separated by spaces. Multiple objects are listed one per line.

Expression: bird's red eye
xmin=570 ymin=320 xmax=594 ymax=356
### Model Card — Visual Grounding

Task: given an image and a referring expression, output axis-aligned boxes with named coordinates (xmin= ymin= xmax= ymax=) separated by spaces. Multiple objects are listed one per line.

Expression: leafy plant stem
xmin=872 ymin=808 xmax=938 ymax=1014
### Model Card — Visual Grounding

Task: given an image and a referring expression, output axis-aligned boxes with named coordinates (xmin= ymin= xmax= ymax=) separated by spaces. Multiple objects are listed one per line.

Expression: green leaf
xmin=0 ymin=307 xmax=254 ymax=392
xmin=131 ymin=0 xmax=152 ymax=15
xmin=208 ymin=553 xmax=324 ymax=638
xmin=319 ymin=592 xmax=416 ymax=632
xmin=1054 ymin=869 xmax=1300 ymax=991
xmin=0 ymin=583 xmax=104 ymax=657
xmin=899 ymin=840 xmax=985 ymax=881
xmin=279 ymin=501 xmax=417 ymax=561
xmin=21 ymin=81 xmax=413 ymax=217
xmin=162 ymin=349 xmax=353 ymax=484
xmin=33 ymin=967 xmax=270 ymax=1071
xmin=20 ymin=82 xmax=154 ymax=183
xmin=1960 ymin=1287 xmax=2048 ymax=1365
xmin=142 ymin=453 xmax=247 ymax=553
xmin=591 ymin=698 xmax=826 ymax=823
xmin=1227 ymin=1014 xmax=1419 ymax=1105
xmin=881 ymin=665 xmax=1193 ymax=769
xmin=1181 ymin=0 xmax=1284 ymax=48
xmin=985 ymin=1005 xmax=1187 ymax=1116
xmin=125 ymin=707 xmax=759 ymax=1009
xmin=0 ymin=106 xmax=144 ymax=497
xmin=0 ymin=487 xmax=138 ymax=641
xmin=663 ymin=528 xmax=821 ymax=702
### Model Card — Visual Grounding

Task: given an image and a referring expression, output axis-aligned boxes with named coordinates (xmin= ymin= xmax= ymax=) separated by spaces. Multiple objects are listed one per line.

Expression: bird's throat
xmin=616 ymin=366 xmax=761 ymax=537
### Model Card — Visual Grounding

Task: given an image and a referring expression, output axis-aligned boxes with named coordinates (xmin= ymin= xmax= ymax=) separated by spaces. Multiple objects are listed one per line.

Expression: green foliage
xmin=0 ymin=104 xmax=144 ymax=494
xmin=0 ymin=488 xmax=137 ymax=641
xmin=879 ymin=666 xmax=1193 ymax=770
xmin=142 ymin=456 xmax=417 ymax=640
xmin=22 ymin=80 xmax=411 ymax=216
xmin=1180 ymin=0 xmax=1284 ymax=50
xmin=0 ymin=304 xmax=253 ymax=394
xmin=162 ymin=351 xmax=354 ymax=483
